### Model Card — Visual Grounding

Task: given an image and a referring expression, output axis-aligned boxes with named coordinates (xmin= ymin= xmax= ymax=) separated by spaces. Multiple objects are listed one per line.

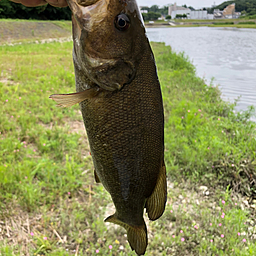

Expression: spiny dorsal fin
xmin=105 ymin=215 xmax=148 ymax=256
xmin=49 ymin=88 xmax=98 ymax=107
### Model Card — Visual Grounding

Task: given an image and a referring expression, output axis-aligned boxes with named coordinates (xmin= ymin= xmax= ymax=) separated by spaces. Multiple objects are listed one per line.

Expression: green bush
xmin=238 ymin=21 xmax=256 ymax=24
xmin=142 ymin=11 xmax=161 ymax=21
xmin=213 ymin=21 xmax=234 ymax=25
xmin=176 ymin=14 xmax=187 ymax=19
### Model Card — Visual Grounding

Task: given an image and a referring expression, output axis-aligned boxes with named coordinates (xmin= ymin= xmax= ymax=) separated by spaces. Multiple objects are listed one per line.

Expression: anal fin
xmin=146 ymin=161 xmax=167 ymax=221
xmin=105 ymin=214 xmax=148 ymax=256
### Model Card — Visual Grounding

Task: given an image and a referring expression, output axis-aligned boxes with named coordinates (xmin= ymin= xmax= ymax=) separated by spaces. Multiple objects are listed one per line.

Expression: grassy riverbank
xmin=0 ymin=38 xmax=256 ymax=254
xmin=0 ymin=19 xmax=71 ymax=45
xmin=145 ymin=19 xmax=256 ymax=29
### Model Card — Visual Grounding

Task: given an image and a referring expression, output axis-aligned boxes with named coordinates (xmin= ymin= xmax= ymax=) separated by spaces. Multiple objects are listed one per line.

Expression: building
xmin=168 ymin=3 xmax=191 ymax=19
xmin=189 ymin=11 xmax=214 ymax=20
xmin=168 ymin=3 xmax=214 ymax=20
xmin=223 ymin=3 xmax=235 ymax=17
xmin=214 ymin=3 xmax=240 ymax=19
xmin=213 ymin=9 xmax=223 ymax=19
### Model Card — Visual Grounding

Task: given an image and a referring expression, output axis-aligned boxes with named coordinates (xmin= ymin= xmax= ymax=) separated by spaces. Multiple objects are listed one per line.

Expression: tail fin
xmin=104 ymin=214 xmax=148 ymax=256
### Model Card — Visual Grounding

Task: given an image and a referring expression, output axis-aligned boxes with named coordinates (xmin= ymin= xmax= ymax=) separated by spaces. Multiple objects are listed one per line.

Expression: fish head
xmin=67 ymin=0 xmax=146 ymax=91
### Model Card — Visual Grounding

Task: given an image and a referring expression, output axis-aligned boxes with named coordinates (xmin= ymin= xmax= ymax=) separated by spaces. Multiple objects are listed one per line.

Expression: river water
xmin=146 ymin=27 xmax=256 ymax=118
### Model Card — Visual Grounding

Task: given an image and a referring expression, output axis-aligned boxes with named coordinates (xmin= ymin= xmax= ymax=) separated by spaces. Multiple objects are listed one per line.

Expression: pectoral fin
xmin=105 ymin=214 xmax=148 ymax=256
xmin=146 ymin=162 xmax=167 ymax=221
xmin=49 ymin=88 xmax=99 ymax=107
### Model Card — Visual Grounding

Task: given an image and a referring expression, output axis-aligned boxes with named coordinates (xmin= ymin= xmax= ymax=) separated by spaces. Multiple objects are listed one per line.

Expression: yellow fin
xmin=146 ymin=162 xmax=167 ymax=221
xmin=49 ymin=88 xmax=98 ymax=107
xmin=105 ymin=215 xmax=148 ymax=256
xmin=94 ymin=170 xmax=101 ymax=183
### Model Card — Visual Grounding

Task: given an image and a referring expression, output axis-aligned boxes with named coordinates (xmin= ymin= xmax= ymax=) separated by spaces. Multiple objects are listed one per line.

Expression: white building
xmin=189 ymin=10 xmax=207 ymax=19
xmin=169 ymin=3 xmax=214 ymax=20
xmin=207 ymin=14 xmax=214 ymax=19
xmin=170 ymin=9 xmax=191 ymax=19
xmin=168 ymin=3 xmax=191 ymax=19
xmin=188 ymin=11 xmax=214 ymax=20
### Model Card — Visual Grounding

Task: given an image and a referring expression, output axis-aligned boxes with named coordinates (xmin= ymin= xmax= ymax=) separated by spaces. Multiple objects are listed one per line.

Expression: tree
xmin=208 ymin=0 xmax=256 ymax=16
xmin=0 ymin=0 xmax=71 ymax=19
xmin=141 ymin=6 xmax=149 ymax=11
xmin=159 ymin=5 xmax=169 ymax=15
xmin=142 ymin=12 xmax=161 ymax=21
xmin=207 ymin=7 xmax=213 ymax=14
xmin=165 ymin=15 xmax=172 ymax=19
xmin=149 ymin=5 xmax=159 ymax=13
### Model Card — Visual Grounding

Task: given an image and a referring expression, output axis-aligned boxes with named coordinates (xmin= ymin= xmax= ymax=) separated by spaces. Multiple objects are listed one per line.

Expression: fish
xmin=49 ymin=0 xmax=167 ymax=254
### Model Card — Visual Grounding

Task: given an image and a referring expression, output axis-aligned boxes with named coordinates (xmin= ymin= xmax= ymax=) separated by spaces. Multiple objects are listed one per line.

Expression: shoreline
xmin=145 ymin=23 xmax=256 ymax=29
xmin=145 ymin=18 xmax=256 ymax=29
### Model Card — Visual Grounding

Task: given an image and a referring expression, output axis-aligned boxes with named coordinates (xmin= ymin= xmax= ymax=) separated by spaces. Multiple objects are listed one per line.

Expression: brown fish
xmin=50 ymin=0 xmax=167 ymax=254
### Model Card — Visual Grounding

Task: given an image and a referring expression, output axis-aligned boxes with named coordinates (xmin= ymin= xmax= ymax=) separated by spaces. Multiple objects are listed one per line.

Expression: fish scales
xmin=81 ymin=53 xmax=164 ymax=202
xmin=50 ymin=0 xmax=167 ymax=254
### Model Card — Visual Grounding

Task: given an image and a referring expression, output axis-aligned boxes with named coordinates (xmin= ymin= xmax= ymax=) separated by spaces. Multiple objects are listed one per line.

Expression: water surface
xmin=146 ymin=27 xmax=256 ymax=118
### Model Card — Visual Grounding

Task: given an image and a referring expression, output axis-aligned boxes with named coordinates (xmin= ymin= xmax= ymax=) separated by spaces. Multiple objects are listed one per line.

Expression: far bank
xmin=144 ymin=19 xmax=256 ymax=29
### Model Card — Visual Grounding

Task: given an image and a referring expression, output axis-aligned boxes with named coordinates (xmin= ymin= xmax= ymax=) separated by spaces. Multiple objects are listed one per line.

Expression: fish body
xmin=50 ymin=0 xmax=167 ymax=254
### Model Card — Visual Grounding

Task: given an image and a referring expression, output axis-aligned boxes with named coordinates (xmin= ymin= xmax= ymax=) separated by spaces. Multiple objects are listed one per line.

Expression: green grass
xmin=153 ymin=43 xmax=256 ymax=189
xmin=146 ymin=24 xmax=256 ymax=29
xmin=173 ymin=19 xmax=236 ymax=23
xmin=145 ymin=18 xmax=256 ymax=29
xmin=208 ymin=24 xmax=256 ymax=28
xmin=238 ymin=21 xmax=256 ymax=24
xmin=240 ymin=14 xmax=256 ymax=19
xmin=0 ymin=38 xmax=255 ymax=255
xmin=173 ymin=18 xmax=255 ymax=23
xmin=213 ymin=22 xmax=235 ymax=25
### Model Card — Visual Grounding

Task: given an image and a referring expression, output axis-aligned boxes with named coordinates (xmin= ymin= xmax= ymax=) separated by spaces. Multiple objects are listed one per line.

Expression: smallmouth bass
xmin=50 ymin=0 xmax=167 ymax=254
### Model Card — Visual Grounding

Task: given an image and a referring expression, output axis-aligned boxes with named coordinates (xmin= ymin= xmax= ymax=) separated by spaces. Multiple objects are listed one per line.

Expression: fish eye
xmin=115 ymin=14 xmax=130 ymax=31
